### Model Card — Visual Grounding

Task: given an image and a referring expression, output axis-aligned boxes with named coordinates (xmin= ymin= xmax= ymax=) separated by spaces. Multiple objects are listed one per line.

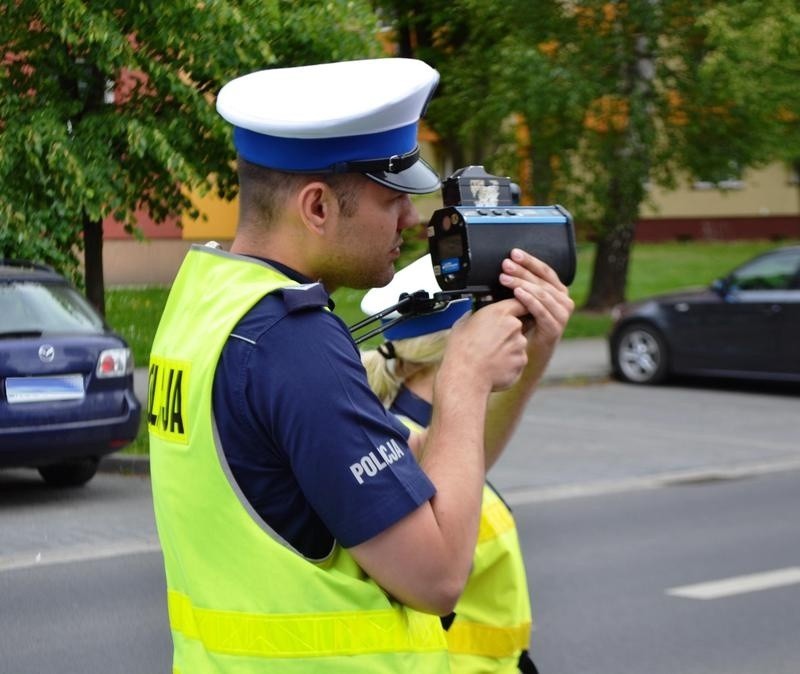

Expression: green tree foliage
xmin=547 ymin=0 xmax=798 ymax=309
xmin=697 ymin=0 xmax=800 ymax=169
xmin=0 ymin=0 xmax=379 ymax=312
xmin=376 ymin=0 xmax=800 ymax=309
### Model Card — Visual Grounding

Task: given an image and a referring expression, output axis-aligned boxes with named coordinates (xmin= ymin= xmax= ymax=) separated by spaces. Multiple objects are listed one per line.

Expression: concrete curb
xmin=541 ymin=371 xmax=612 ymax=387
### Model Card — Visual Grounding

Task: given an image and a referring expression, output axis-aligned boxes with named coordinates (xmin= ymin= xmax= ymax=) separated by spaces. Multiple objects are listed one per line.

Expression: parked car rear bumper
xmin=0 ymin=392 xmax=141 ymax=466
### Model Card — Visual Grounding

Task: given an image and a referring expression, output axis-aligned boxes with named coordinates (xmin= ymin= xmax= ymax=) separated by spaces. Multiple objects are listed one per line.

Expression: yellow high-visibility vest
xmin=395 ymin=416 xmax=533 ymax=674
xmin=149 ymin=245 xmax=448 ymax=674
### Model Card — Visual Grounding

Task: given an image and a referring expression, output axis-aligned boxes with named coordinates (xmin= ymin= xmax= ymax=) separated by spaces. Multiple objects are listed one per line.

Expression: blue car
xmin=0 ymin=260 xmax=141 ymax=486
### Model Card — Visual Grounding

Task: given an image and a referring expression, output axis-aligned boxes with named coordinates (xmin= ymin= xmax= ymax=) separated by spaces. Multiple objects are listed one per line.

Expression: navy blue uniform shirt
xmin=389 ymin=385 xmax=433 ymax=428
xmin=212 ymin=259 xmax=436 ymax=560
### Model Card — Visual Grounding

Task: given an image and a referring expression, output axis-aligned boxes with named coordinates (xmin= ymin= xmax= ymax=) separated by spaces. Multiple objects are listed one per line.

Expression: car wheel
xmin=38 ymin=457 xmax=99 ymax=487
xmin=612 ymin=323 xmax=669 ymax=384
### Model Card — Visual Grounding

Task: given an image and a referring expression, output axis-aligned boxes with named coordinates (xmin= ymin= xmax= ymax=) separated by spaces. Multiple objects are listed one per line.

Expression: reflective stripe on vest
xmin=444 ymin=620 xmax=532 ymax=658
xmin=169 ymin=590 xmax=446 ymax=657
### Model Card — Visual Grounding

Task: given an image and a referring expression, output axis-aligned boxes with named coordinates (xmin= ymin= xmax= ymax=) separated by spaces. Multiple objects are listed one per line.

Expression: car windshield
xmin=0 ymin=281 xmax=105 ymax=336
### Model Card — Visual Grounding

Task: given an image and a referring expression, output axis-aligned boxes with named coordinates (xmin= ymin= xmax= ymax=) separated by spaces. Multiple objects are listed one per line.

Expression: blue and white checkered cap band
xmin=217 ymin=58 xmax=441 ymax=193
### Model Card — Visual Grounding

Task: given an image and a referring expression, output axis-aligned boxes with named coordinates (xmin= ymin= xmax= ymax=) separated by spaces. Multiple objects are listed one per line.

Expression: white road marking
xmin=667 ymin=567 xmax=800 ymax=600
xmin=0 ymin=539 xmax=160 ymax=573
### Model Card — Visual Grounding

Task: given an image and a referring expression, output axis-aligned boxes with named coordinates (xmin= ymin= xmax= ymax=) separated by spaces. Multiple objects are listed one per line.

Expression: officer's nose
xmin=397 ymin=196 xmax=418 ymax=232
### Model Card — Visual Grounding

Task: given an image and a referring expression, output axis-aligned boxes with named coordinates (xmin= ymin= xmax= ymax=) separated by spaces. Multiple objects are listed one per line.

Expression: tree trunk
xmin=394 ymin=14 xmax=413 ymax=58
xmin=83 ymin=214 xmax=105 ymax=317
xmin=585 ymin=11 xmax=658 ymax=310
xmin=585 ymin=170 xmax=638 ymax=310
xmin=585 ymin=222 xmax=635 ymax=310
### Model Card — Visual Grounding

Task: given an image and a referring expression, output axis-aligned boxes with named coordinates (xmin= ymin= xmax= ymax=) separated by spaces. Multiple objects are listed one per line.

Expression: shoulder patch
xmin=280 ymin=283 xmax=332 ymax=312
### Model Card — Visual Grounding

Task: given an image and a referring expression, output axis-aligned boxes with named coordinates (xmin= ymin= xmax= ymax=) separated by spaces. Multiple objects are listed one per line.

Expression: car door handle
xmin=763 ymin=304 xmax=783 ymax=315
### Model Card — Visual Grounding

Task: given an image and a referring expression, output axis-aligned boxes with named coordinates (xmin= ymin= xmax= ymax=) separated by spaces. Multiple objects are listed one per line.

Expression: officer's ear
xmin=297 ymin=180 xmax=338 ymax=236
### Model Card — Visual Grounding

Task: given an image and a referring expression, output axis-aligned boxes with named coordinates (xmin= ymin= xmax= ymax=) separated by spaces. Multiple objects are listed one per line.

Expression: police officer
xmin=148 ymin=58 xmax=573 ymax=674
xmin=362 ymin=255 xmax=540 ymax=674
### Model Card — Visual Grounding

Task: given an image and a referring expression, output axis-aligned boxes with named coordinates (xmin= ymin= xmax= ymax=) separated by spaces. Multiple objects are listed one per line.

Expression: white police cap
xmin=216 ymin=58 xmax=441 ymax=194
xmin=361 ymin=254 xmax=472 ymax=340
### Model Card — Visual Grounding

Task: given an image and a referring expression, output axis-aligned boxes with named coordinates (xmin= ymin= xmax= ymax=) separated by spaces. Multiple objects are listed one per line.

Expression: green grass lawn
xmin=107 ymin=238 xmax=797 ymax=454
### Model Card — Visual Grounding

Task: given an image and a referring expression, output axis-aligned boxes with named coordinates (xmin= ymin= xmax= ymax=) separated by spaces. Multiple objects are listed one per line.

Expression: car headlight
xmin=610 ymin=304 xmax=623 ymax=322
xmin=96 ymin=348 xmax=134 ymax=378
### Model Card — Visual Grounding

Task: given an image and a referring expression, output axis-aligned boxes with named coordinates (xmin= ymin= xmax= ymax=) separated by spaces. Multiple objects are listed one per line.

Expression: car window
xmin=0 ymin=282 xmax=104 ymax=335
xmin=730 ymin=251 xmax=800 ymax=291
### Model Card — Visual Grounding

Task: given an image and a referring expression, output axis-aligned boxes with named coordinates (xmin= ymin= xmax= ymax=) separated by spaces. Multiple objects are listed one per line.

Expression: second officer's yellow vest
xmin=148 ymin=245 xmax=448 ymax=674
xmin=395 ymin=418 xmax=533 ymax=674
xmin=447 ymin=485 xmax=532 ymax=674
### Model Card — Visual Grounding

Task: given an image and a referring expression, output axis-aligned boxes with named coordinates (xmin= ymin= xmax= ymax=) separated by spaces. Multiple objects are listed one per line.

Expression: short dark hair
xmin=237 ymin=158 xmax=363 ymax=226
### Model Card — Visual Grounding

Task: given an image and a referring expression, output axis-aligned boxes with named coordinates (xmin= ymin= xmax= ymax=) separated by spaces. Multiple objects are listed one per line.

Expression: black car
xmin=609 ymin=245 xmax=800 ymax=385
xmin=0 ymin=260 xmax=141 ymax=485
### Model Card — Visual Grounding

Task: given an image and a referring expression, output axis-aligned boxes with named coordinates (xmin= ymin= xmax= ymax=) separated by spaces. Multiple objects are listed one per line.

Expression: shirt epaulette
xmin=281 ymin=283 xmax=333 ymax=313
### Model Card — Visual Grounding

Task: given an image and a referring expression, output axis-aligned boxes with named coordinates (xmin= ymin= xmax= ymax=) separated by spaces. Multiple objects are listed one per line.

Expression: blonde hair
xmin=361 ymin=329 xmax=450 ymax=407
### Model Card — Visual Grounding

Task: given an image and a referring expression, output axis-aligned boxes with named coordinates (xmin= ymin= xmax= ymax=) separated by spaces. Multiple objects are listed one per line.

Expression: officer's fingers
xmin=488 ymin=297 xmax=533 ymax=321
xmin=449 ymin=304 xmax=528 ymax=383
xmin=507 ymin=273 xmax=572 ymax=317
xmin=502 ymin=249 xmax=567 ymax=292
xmin=451 ymin=299 xmax=518 ymax=339
xmin=479 ymin=296 xmax=565 ymax=341
xmin=458 ymin=300 xmax=532 ymax=351
xmin=512 ymin=284 xmax=574 ymax=337
xmin=533 ymin=281 xmax=574 ymax=316
xmin=499 ymin=269 xmax=569 ymax=313
xmin=510 ymin=248 xmax=564 ymax=288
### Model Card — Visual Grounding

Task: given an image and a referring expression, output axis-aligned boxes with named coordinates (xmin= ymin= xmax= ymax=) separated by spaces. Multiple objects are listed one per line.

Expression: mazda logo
xmin=38 ymin=345 xmax=55 ymax=363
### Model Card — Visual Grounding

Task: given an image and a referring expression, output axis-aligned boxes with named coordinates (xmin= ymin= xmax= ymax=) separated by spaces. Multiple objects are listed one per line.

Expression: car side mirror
xmin=711 ymin=277 xmax=730 ymax=297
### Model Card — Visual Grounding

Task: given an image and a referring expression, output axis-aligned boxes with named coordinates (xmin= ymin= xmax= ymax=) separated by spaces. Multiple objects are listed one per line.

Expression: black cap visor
xmin=364 ymin=157 xmax=441 ymax=195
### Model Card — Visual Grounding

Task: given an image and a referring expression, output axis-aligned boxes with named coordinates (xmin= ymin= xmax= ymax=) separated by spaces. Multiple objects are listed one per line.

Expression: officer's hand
xmin=444 ymin=298 xmax=531 ymax=392
xmin=498 ymin=248 xmax=574 ymax=355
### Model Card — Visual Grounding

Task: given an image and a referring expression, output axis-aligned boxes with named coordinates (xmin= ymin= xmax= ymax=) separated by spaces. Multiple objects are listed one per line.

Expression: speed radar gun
xmin=430 ymin=165 xmax=576 ymax=296
xmin=350 ymin=165 xmax=577 ymax=344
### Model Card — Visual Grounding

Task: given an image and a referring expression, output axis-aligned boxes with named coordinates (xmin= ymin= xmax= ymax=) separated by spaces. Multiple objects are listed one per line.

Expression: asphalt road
xmin=520 ymin=469 xmax=800 ymax=674
xmin=0 ymin=470 xmax=165 ymax=674
xmin=2 ymin=378 xmax=799 ymax=673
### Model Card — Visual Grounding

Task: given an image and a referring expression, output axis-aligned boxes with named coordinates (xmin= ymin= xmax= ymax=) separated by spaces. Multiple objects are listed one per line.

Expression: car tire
xmin=38 ymin=457 xmax=99 ymax=487
xmin=611 ymin=322 xmax=669 ymax=385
